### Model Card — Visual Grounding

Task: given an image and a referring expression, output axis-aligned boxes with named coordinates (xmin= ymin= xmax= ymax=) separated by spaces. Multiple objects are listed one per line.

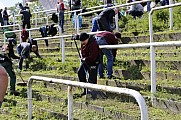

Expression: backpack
xmin=81 ymin=8 xmax=92 ymax=17
xmin=74 ymin=0 xmax=81 ymax=6
xmin=51 ymin=13 xmax=58 ymax=23
xmin=48 ymin=24 xmax=57 ymax=36
xmin=21 ymin=29 xmax=29 ymax=42
xmin=3 ymin=27 xmax=16 ymax=38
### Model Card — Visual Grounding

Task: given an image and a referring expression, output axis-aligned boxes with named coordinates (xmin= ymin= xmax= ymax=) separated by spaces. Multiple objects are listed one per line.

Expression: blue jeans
xmin=147 ymin=1 xmax=151 ymax=12
xmin=59 ymin=11 xmax=64 ymax=31
xmin=96 ymin=36 xmax=113 ymax=78
xmin=91 ymin=17 xmax=99 ymax=32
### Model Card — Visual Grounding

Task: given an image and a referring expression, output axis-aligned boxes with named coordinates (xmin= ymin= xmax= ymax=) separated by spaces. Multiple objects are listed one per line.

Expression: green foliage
xmin=29 ymin=58 xmax=47 ymax=71
xmin=119 ymin=7 xmax=181 ymax=35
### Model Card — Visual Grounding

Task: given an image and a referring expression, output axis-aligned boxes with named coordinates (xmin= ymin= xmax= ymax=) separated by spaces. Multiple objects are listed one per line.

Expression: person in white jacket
xmin=127 ymin=0 xmax=144 ymax=19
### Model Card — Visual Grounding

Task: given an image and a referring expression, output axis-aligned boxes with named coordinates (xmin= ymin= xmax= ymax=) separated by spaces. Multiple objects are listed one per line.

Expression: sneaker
xmin=10 ymin=90 xmax=20 ymax=96
xmin=86 ymin=90 xmax=97 ymax=100
xmin=99 ymin=76 xmax=105 ymax=79
xmin=80 ymin=88 xmax=86 ymax=96
xmin=107 ymin=75 xmax=117 ymax=79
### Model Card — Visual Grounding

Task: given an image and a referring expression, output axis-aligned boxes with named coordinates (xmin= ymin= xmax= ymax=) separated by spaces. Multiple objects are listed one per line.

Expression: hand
xmin=81 ymin=58 xmax=85 ymax=63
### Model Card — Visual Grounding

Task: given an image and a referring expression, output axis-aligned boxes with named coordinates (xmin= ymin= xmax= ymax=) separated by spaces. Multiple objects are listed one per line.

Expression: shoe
xmin=86 ymin=90 xmax=97 ymax=100
xmin=80 ymin=88 xmax=87 ymax=96
xmin=99 ymin=76 xmax=105 ymax=79
xmin=10 ymin=90 xmax=20 ymax=96
xmin=107 ymin=75 xmax=117 ymax=79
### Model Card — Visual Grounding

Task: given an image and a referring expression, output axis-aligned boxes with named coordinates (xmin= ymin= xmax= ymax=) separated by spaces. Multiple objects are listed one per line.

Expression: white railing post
xmin=74 ymin=12 xmax=77 ymax=30
xmin=149 ymin=11 xmax=156 ymax=95
xmin=148 ymin=2 xmax=181 ymax=100
xmin=76 ymin=15 xmax=79 ymax=34
xmin=28 ymin=80 xmax=33 ymax=120
xmin=169 ymin=0 xmax=173 ymax=30
xmin=115 ymin=13 xmax=119 ymax=32
xmin=68 ymin=86 xmax=73 ymax=120
xmin=28 ymin=76 xmax=148 ymax=120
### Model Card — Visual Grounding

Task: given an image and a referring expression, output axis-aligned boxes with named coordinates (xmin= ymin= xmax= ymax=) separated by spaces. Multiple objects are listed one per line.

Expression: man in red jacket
xmin=57 ymin=0 xmax=67 ymax=32
xmin=77 ymin=33 xmax=100 ymax=95
xmin=96 ymin=31 xmax=121 ymax=79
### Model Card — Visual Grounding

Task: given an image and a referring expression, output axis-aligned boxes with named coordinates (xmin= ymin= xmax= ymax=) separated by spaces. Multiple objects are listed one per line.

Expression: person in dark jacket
xmin=91 ymin=8 xmax=119 ymax=32
xmin=19 ymin=3 xmax=32 ymax=29
xmin=77 ymin=33 xmax=100 ymax=95
xmin=0 ymin=44 xmax=20 ymax=96
xmin=3 ymin=7 xmax=9 ymax=25
xmin=0 ymin=9 xmax=4 ymax=26
xmin=0 ymin=65 xmax=8 ymax=107
xmin=96 ymin=31 xmax=121 ymax=79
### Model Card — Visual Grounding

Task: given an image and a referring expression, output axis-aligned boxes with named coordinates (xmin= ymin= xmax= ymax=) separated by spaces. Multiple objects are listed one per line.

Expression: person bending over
xmin=96 ymin=31 xmax=121 ymax=79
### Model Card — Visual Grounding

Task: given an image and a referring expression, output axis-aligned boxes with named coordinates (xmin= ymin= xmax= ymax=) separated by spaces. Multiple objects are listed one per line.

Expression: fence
xmin=0 ymin=24 xmax=21 ymax=44
xmin=149 ymin=2 xmax=181 ymax=95
xmin=13 ymin=5 xmax=106 ymax=27
xmin=76 ymin=0 xmax=151 ymax=34
xmin=28 ymin=76 xmax=148 ymax=120
xmin=33 ymin=31 xmax=105 ymax=63
xmin=3 ymin=24 xmax=59 ymax=44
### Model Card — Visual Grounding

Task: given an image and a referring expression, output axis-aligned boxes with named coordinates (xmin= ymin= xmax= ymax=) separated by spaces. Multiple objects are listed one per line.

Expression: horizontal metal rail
xmin=76 ymin=0 xmax=151 ymax=33
xmin=28 ymin=76 xmax=148 ymax=120
xmin=3 ymin=25 xmax=59 ymax=44
xmin=1 ymin=24 xmax=21 ymax=44
xmin=99 ymin=40 xmax=181 ymax=49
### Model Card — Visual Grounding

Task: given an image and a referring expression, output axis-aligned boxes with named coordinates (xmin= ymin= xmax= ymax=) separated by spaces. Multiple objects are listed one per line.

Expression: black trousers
xmin=78 ymin=63 xmax=98 ymax=84
xmin=22 ymin=20 xmax=31 ymax=29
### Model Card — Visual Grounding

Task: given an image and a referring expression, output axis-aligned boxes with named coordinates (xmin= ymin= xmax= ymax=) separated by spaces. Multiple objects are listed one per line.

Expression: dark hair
xmin=19 ymin=3 xmax=23 ymax=7
xmin=115 ymin=32 xmax=121 ymax=39
xmin=79 ymin=33 xmax=89 ymax=41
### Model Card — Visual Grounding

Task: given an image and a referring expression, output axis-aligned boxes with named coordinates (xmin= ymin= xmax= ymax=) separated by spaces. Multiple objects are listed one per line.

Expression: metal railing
xmin=1 ymin=24 xmax=21 ymax=44
xmin=76 ymin=0 xmax=151 ymax=34
xmin=99 ymin=40 xmax=181 ymax=102
xmin=33 ymin=31 xmax=105 ymax=63
xmin=28 ymin=76 xmax=148 ymax=120
xmin=149 ymin=2 xmax=181 ymax=95
xmin=13 ymin=5 xmax=106 ymax=27
xmin=3 ymin=25 xmax=59 ymax=44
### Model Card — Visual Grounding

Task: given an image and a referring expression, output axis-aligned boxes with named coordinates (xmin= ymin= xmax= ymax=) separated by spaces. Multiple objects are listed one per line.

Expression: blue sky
xmin=0 ymin=0 xmax=22 ymax=8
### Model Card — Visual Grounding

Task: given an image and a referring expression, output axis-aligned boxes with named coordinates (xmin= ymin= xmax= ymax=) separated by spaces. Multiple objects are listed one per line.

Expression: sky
xmin=0 ymin=0 xmax=22 ymax=8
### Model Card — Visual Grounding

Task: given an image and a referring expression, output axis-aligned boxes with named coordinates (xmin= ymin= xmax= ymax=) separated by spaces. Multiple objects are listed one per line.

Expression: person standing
xmin=96 ymin=31 xmax=121 ymax=79
xmin=19 ymin=3 xmax=32 ymax=29
xmin=3 ymin=7 xmax=9 ymax=25
xmin=77 ymin=33 xmax=100 ymax=95
xmin=0 ymin=65 xmax=8 ymax=108
xmin=0 ymin=9 xmax=4 ymax=26
xmin=57 ymin=0 xmax=67 ymax=32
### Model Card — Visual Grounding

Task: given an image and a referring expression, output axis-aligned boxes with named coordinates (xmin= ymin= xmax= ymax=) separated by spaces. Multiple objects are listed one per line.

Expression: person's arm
xmin=0 ymin=65 xmax=8 ymax=107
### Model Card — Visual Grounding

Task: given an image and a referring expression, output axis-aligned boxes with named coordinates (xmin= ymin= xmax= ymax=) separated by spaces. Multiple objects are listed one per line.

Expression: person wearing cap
xmin=0 ymin=65 xmax=8 ymax=107
xmin=91 ymin=8 xmax=119 ymax=32
xmin=77 ymin=33 xmax=100 ymax=95
xmin=96 ymin=31 xmax=121 ymax=79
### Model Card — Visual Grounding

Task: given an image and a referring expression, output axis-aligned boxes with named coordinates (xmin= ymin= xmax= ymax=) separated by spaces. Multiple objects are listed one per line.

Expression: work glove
xmin=81 ymin=58 xmax=85 ymax=63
